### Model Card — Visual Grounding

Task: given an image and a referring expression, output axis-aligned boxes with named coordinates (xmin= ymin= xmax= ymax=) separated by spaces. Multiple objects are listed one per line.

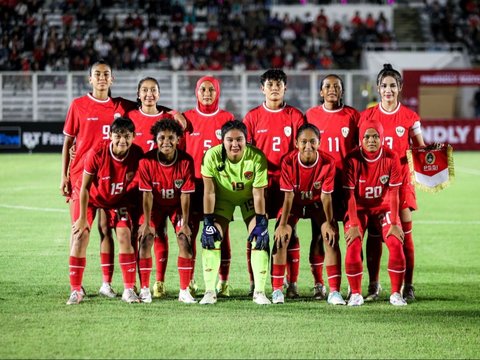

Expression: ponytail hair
xmin=376 ymin=64 xmax=403 ymax=87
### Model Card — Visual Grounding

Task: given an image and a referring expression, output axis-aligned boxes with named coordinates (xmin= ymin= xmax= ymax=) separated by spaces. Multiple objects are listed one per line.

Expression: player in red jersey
xmin=60 ymin=60 xmax=137 ymax=299
xmin=305 ymin=74 xmax=360 ymax=300
xmin=360 ymin=64 xmax=429 ymax=301
xmin=67 ymin=117 xmax=144 ymax=305
xmin=127 ymin=77 xmax=186 ymax=300
xmin=243 ymin=69 xmax=305 ymax=297
xmin=343 ymin=119 xmax=406 ymax=306
xmin=183 ymin=76 xmax=234 ymax=297
xmin=137 ymin=119 xmax=196 ymax=304
xmin=272 ymin=124 xmax=344 ymax=305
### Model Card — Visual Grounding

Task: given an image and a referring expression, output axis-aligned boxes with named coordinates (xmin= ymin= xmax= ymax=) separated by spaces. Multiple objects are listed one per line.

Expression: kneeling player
xmin=343 ymin=119 xmax=406 ymax=306
xmin=68 ymin=117 xmax=143 ymax=305
xmin=273 ymin=124 xmax=344 ymax=304
xmin=137 ymin=119 xmax=196 ymax=303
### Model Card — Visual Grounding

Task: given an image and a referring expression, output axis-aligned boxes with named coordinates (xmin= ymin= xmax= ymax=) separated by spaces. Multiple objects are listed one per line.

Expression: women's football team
xmin=61 ymin=62 xmax=433 ymax=307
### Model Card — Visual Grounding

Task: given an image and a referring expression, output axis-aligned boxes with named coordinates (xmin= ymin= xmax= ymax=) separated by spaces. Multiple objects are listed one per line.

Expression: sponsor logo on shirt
xmin=379 ymin=175 xmax=389 ymax=184
xmin=284 ymin=126 xmax=292 ymax=137
xmin=341 ymin=127 xmax=349 ymax=138
xmin=215 ymin=129 xmax=222 ymax=140
xmin=313 ymin=181 xmax=321 ymax=189
xmin=114 ymin=113 xmax=122 ymax=119
xmin=191 ymin=132 xmax=200 ymax=136
xmin=174 ymin=179 xmax=184 ymax=188
xmin=244 ymin=171 xmax=253 ymax=180
xmin=396 ymin=126 xmax=405 ymax=137
xmin=86 ymin=117 xmax=99 ymax=121
xmin=102 ymin=176 xmax=110 ymax=180
xmin=257 ymin=129 xmax=268 ymax=133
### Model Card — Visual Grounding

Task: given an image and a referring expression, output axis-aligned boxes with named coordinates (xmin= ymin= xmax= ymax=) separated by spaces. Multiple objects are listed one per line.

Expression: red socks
xmin=154 ymin=235 xmax=168 ymax=282
xmin=271 ymin=263 xmax=286 ymax=291
xmin=309 ymin=254 xmax=324 ymax=285
xmin=119 ymin=253 xmax=136 ymax=289
xmin=100 ymin=252 xmax=114 ymax=283
xmin=345 ymin=239 xmax=363 ymax=294
xmin=69 ymin=256 xmax=86 ymax=291
xmin=326 ymin=264 xmax=342 ymax=292
xmin=287 ymin=236 xmax=300 ymax=284
xmin=138 ymin=257 xmax=152 ymax=288
xmin=178 ymin=256 xmax=194 ymax=290
xmin=385 ymin=235 xmax=406 ymax=293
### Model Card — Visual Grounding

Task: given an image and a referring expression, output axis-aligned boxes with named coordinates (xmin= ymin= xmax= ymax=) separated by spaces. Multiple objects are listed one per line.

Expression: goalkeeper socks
xmin=402 ymin=221 xmax=414 ymax=285
xmin=345 ymin=239 xmax=363 ymax=294
xmin=154 ymin=235 xmax=168 ymax=282
xmin=385 ymin=235 xmax=406 ymax=293
xmin=100 ymin=252 xmax=114 ymax=283
xmin=271 ymin=263 xmax=286 ymax=291
xmin=326 ymin=264 xmax=341 ymax=293
xmin=219 ymin=232 xmax=231 ymax=281
xmin=287 ymin=236 xmax=300 ymax=283
xmin=119 ymin=253 xmax=137 ymax=289
xmin=366 ymin=232 xmax=382 ymax=284
xmin=69 ymin=256 xmax=86 ymax=291
xmin=202 ymin=243 xmax=221 ymax=291
xmin=138 ymin=257 xmax=152 ymax=288
xmin=178 ymin=256 xmax=193 ymax=290
xmin=251 ymin=246 xmax=269 ymax=292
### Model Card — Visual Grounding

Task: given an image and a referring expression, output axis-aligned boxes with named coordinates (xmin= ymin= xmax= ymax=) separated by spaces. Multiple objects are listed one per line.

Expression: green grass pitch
xmin=0 ymin=152 xmax=479 ymax=359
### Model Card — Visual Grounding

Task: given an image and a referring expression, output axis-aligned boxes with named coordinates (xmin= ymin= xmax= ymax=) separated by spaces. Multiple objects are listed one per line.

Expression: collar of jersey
xmin=262 ymin=102 xmax=286 ymax=113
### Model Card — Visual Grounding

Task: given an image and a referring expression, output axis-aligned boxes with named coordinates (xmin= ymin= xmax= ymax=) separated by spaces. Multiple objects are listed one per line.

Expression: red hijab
xmin=359 ymin=118 xmax=384 ymax=160
xmin=196 ymin=76 xmax=220 ymax=114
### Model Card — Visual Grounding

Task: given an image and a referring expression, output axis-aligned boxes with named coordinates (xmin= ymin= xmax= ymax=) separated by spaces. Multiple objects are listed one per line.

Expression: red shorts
xmin=344 ymin=209 xmax=399 ymax=241
xmin=84 ymin=205 xmax=131 ymax=229
xmin=276 ymin=202 xmax=327 ymax=224
xmin=139 ymin=206 xmax=192 ymax=234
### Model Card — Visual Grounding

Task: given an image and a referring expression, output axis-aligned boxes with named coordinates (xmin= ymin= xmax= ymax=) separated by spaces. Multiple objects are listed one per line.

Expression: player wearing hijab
xmin=183 ymin=76 xmax=234 ymax=297
xmin=343 ymin=119 xmax=406 ymax=306
xmin=360 ymin=64 xmax=429 ymax=301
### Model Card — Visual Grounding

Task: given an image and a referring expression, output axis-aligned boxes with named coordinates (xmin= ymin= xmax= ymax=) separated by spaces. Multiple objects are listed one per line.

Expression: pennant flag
xmin=406 ymin=144 xmax=455 ymax=193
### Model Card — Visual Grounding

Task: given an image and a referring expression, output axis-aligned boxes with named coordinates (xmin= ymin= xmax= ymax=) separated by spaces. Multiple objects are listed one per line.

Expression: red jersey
xmin=183 ymin=108 xmax=234 ymax=179
xmin=128 ymin=108 xmax=174 ymax=152
xmin=138 ymin=149 xmax=195 ymax=208
xmin=280 ymin=150 xmax=336 ymax=207
xmin=305 ymin=104 xmax=359 ymax=172
xmin=63 ymin=94 xmax=136 ymax=182
xmin=343 ymin=146 xmax=402 ymax=211
xmin=243 ymin=102 xmax=305 ymax=180
xmin=360 ymin=103 xmax=421 ymax=166
xmin=83 ymin=140 xmax=143 ymax=209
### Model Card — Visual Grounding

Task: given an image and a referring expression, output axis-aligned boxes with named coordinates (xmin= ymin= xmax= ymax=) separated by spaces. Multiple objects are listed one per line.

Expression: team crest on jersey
xmin=126 ymin=172 xmax=134 ymax=181
xmin=284 ymin=126 xmax=292 ymax=137
xmin=313 ymin=181 xmax=322 ymax=189
xmin=114 ymin=113 xmax=122 ymax=119
xmin=215 ymin=129 xmax=222 ymax=140
xmin=425 ymin=152 xmax=435 ymax=164
xmin=379 ymin=175 xmax=389 ymax=184
xmin=396 ymin=126 xmax=405 ymax=137
xmin=341 ymin=127 xmax=349 ymax=138
xmin=244 ymin=171 xmax=253 ymax=180
xmin=174 ymin=179 xmax=184 ymax=188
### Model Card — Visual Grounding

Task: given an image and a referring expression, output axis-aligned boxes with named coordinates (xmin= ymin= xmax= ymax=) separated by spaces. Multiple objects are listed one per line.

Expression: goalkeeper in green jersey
xmin=199 ymin=120 xmax=271 ymax=305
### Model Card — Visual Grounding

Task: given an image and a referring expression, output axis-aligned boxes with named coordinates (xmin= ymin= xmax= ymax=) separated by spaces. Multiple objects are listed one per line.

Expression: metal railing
xmin=0 ymin=70 xmax=375 ymax=122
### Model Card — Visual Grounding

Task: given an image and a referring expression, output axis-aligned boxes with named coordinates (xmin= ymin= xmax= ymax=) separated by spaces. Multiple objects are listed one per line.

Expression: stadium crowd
xmin=2 ymin=0 xmax=479 ymax=73
xmin=3 ymin=0 xmax=395 ymax=72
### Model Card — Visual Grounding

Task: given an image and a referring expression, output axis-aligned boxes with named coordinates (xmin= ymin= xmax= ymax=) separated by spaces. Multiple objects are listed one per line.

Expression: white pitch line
xmin=456 ymin=167 xmax=480 ymax=176
xmin=416 ymin=220 xmax=480 ymax=225
xmin=0 ymin=204 xmax=67 ymax=213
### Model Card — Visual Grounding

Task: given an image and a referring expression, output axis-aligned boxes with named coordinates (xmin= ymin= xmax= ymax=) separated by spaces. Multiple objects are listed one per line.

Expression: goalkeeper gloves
xmin=248 ymin=214 xmax=269 ymax=250
xmin=201 ymin=214 xmax=222 ymax=249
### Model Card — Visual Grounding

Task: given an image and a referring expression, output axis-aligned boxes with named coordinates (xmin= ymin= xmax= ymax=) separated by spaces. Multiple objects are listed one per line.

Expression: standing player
xmin=272 ymin=124 xmax=343 ymax=305
xmin=183 ymin=76 xmax=234 ymax=297
xmin=127 ymin=77 xmax=185 ymax=300
xmin=305 ymin=74 xmax=359 ymax=300
xmin=199 ymin=120 xmax=271 ymax=305
xmin=243 ymin=69 xmax=305 ymax=297
xmin=360 ymin=64 xmax=428 ymax=301
xmin=137 ymin=119 xmax=196 ymax=304
xmin=60 ymin=60 xmax=136 ymax=299
xmin=67 ymin=117 xmax=143 ymax=305
xmin=343 ymin=119 xmax=406 ymax=306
